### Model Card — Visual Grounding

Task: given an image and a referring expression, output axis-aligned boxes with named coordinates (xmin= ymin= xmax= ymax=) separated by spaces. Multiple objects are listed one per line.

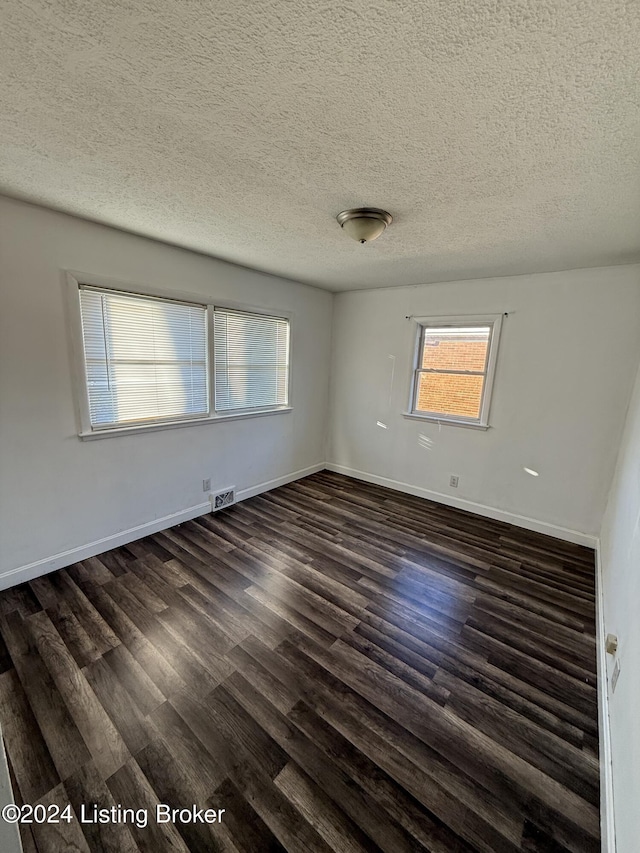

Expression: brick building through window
xmin=410 ymin=317 xmax=502 ymax=426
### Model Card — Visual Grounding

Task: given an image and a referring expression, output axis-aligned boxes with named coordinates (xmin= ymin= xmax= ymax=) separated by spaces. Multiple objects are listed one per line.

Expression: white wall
xmin=599 ymin=358 xmax=640 ymax=853
xmin=0 ymin=196 xmax=332 ymax=584
xmin=2 ymin=194 xmax=639 ymax=572
xmin=328 ymin=266 xmax=640 ymax=542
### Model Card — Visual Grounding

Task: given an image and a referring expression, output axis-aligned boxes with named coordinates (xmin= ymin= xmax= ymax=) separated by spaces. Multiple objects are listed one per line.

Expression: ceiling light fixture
xmin=336 ymin=207 xmax=393 ymax=244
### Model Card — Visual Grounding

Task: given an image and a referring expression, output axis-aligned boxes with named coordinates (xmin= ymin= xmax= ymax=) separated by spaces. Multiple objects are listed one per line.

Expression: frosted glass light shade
xmin=336 ymin=208 xmax=393 ymax=243
xmin=342 ymin=217 xmax=387 ymax=243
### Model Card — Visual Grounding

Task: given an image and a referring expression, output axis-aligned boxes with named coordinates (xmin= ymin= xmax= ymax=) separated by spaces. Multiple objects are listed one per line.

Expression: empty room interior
xmin=1 ymin=2 xmax=639 ymax=852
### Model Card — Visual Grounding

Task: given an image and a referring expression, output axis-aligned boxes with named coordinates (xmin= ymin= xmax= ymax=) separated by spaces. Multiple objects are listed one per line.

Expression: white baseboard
xmin=0 ymin=502 xmax=212 ymax=592
xmin=0 ymin=462 xmax=325 ymax=591
xmin=595 ymin=543 xmax=616 ymax=852
xmin=236 ymin=462 xmax=324 ymax=502
xmin=325 ymin=463 xmax=597 ymax=548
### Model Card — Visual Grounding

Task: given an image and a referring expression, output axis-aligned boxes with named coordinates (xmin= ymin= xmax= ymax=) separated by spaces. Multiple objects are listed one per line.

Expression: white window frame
xmin=66 ymin=272 xmax=292 ymax=440
xmin=404 ymin=313 xmax=503 ymax=429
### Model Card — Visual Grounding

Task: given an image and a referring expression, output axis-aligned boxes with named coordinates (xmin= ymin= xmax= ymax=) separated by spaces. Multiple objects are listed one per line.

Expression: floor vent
xmin=211 ymin=488 xmax=235 ymax=511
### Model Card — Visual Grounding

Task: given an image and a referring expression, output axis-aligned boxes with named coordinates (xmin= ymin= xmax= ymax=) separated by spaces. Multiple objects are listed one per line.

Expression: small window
xmin=409 ymin=315 xmax=502 ymax=427
xmin=213 ymin=309 xmax=290 ymax=412
xmin=79 ymin=286 xmax=209 ymax=429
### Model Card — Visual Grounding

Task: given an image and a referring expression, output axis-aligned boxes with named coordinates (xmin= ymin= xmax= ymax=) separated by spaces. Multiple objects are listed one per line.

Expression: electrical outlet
xmin=449 ymin=475 xmax=459 ymax=488
xmin=203 ymin=478 xmax=211 ymax=492
xmin=612 ymin=659 xmax=621 ymax=693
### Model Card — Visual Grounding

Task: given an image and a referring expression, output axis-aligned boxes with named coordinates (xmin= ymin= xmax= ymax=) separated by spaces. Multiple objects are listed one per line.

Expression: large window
xmin=79 ymin=287 xmax=209 ymax=428
xmin=74 ymin=280 xmax=290 ymax=435
xmin=408 ymin=314 xmax=502 ymax=427
xmin=213 ymin=309 xmax=289 ymax=413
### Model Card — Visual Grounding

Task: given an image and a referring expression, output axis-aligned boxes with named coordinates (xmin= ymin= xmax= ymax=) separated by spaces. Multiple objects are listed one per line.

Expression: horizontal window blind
xmin=79 ymin=287 xmax=208 ymax=428
xmin=214 ymin=309 xmax=289 ymax=412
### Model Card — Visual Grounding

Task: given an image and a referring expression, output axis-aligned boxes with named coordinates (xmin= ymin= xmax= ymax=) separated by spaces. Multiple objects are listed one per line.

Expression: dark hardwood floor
xmin=0 ymin=471 xmax=599 ymax=852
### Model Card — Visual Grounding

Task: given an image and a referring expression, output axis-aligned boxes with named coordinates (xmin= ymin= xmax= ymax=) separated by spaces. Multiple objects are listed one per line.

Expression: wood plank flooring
xmin=0 ymin=471 xmax=599 ymax=852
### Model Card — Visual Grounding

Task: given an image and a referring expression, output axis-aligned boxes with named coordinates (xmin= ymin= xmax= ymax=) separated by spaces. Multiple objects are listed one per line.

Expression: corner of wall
xmin=595 ymin=540 xmax=617 ymax=852
xmin=322 ymin=289 xmax=339 ymax=464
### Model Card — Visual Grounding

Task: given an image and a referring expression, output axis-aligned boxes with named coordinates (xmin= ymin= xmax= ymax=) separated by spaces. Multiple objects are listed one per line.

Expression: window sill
xmin=402 ymin=412 xmax=490 ymax=431
xmin=79 ymin=407 xmax=292 ymax=440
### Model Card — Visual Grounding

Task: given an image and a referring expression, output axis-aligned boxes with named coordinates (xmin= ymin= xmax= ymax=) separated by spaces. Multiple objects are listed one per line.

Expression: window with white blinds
xmin=79 ymin=287 xmax=209 ymax=429
xmin=213 ymin=309 xmax=290 ymax=412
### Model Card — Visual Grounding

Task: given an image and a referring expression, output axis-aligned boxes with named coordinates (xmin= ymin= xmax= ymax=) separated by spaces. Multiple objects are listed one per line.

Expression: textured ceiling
xmin=1 ymin=1 xmax=639 ymax=291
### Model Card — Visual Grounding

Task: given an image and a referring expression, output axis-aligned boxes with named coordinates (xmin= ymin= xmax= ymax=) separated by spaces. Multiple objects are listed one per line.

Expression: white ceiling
xmin=1 ymin=1 xmax=639 ymax=292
